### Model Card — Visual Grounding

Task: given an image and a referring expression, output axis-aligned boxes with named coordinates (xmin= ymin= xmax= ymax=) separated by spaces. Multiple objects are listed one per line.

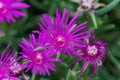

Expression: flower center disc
xmin=55 ymin=36 xmax=65 ymax=48
xmin=81 ymin=0 xmax=94 ymax=10
xmin=0 ymin=2 xmax=7 ymax=14
xmin=32 ymin=52 xmax=43 ymax=65
xmin=87 ymin=45 xmax=98 ymax=56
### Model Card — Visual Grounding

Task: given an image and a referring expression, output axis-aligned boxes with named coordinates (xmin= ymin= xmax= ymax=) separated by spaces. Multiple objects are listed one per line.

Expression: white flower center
xmin=87 ymin=45 xmax=98 ymax=56
xmin=0 ymin=2 xmax=7 ymax=14
xmin=80 ymin=0 xmax=94 ymax=10
xmin=32 ymin=53 xmax=43 ymax=65
xmin=36 ymin=54 xmax=43 ymax=60
xmin=82 ymin=3 xmax=91 ymax=9
xmin=0 ymin=2 xmax=3 ymax=8
xmin=55 ymin=36 xmax=65 ymax=48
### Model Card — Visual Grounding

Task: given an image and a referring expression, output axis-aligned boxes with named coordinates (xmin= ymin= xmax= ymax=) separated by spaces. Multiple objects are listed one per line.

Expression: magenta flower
xmin=74 ymin=35 xmax=107 ymax=76
xmin=0 ymin=0 xmax=29 ymax=23
xmin=19 ymin=34 xmax=61 ymax=76
xmin=78 ymin=0 xmax=100 ymax=12
xmin=9 ymin=58 xmax=23 ymax=77
xmin=79 ymin=0 xmax=95 ymax=11
xmin=34 ymin=8 xmax=91 ymax=58
xmin=0 ymin=44 xmax=20 ymax=80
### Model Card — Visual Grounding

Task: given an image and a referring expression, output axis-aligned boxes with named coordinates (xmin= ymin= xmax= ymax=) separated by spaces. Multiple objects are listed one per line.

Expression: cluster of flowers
xmin=0 ymin=0 xmax=107 ymax=79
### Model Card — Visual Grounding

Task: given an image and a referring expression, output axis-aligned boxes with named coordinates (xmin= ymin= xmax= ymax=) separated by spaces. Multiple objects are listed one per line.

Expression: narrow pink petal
xmin=67 ymin=13 xmax=79 ymax=31
xmin=43 ymin=65 xmax=50 ymax=75
xmin=64 ymin=49 xmax=72 ymax=58
xmin=73 ymin=30 xmax=92 ymax=38
xmin=46 ymin=63 xmax=56 ymax=72
xmin=38 ymin=23 xmax=48 ymax=34
xmin=61 ymin=8 xmax=66 ymax=22
xmin=11 ymin=11 xmax=26 ymax=17
xmin=65 ymin=12 xmax=71 ymax=26
xmin=32 ymin=66 xmax=38 ymax=76
xmin=29 ymin=34 xmax=37 ymax=48
xmin=43 ymin=14 xmax=53 ymax=30
xmin=39 ymin=18 xmax=48 ymax=28
xmin=25 ymin=63 xmax=33 ymax=72
xmin=22 ymin=38 xmax=32 ymax=49
xmin=88 ymin=61 xmax=97 ymax=77
xmin=5 ymin=15 xmax=11 ymax=23
xmin=71 ymin=25 xmax=87 ymax=34
xmin=39 ymin=66 xmax=45 ymax=75
xmin=11 ymin=3 xmax=30 ymax=9
xmin=0 ymin=44 xmax=10 ymax=61
xmin=79 ymin=60 xmax=88 ymax=76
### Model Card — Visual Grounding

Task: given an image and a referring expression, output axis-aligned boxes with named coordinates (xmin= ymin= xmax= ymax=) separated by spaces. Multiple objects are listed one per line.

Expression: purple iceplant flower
xmin=78 ymin=0 xmax=100 ymax=12
xmin=19 ymin=34 xmax=61 ymax=76
xmin=74 ymin=35 xmax=107 ymax=77
xmin=79 ymin=0 xmax=95 ymax=11
xmin=0 ymin=0 xmax=30 ymax=23
xmin=0 ymin=44 xmax=20 ymax=80
xmin=9 ymin=57 xmax=23 ymax=77
xmin=33 ymin=8 xmax=92 ymax=58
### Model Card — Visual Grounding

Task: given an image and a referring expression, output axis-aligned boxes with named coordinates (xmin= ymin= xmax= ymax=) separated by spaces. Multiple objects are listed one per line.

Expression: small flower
xmin=78 ymin=0 xmax=100 ymax=12
xmin=19 ymin=34 xmax=60 ymax=76
xmin=74 ymin=35 xmax=107 ymax=76
xmin=0 ymin=0 xmax=30 ymax=23
xmin=9 ymin=58 xmax=23 ymax=77
xmin=34 ymin=8 xmax=91 ymax=58
xmin=0 ymin=44 xmax=20 ymax=80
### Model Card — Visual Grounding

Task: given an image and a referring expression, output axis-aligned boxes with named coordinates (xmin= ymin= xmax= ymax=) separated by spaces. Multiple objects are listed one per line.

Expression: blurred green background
xmin=0 ymin=0 xmax=120 ymax=80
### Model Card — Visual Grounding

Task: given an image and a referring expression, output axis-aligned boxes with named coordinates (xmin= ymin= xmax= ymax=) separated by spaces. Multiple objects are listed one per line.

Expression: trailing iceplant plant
xmin=33 ymin=8 xmax=91 ymax=58
xmin=19 ymin=34 xmax=61 ymax=79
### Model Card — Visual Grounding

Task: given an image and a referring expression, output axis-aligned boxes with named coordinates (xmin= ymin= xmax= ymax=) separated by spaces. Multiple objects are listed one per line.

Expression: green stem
xmin=89 ymin=11 xmax=97 ymax=29
xmin=31 ymin=73 xmax=36 ymax=80
xmin=56 ymin=52 xmax=60 ymax=60
xmin=96 ymin=0 xmax=120 ymax=16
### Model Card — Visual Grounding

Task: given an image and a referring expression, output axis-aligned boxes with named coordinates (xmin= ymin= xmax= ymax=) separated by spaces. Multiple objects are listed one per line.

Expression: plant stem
xmin=31 ymin=73 xmax=36 ymax=80
xmin=89 ymin=11 xmax=97 ymax=29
